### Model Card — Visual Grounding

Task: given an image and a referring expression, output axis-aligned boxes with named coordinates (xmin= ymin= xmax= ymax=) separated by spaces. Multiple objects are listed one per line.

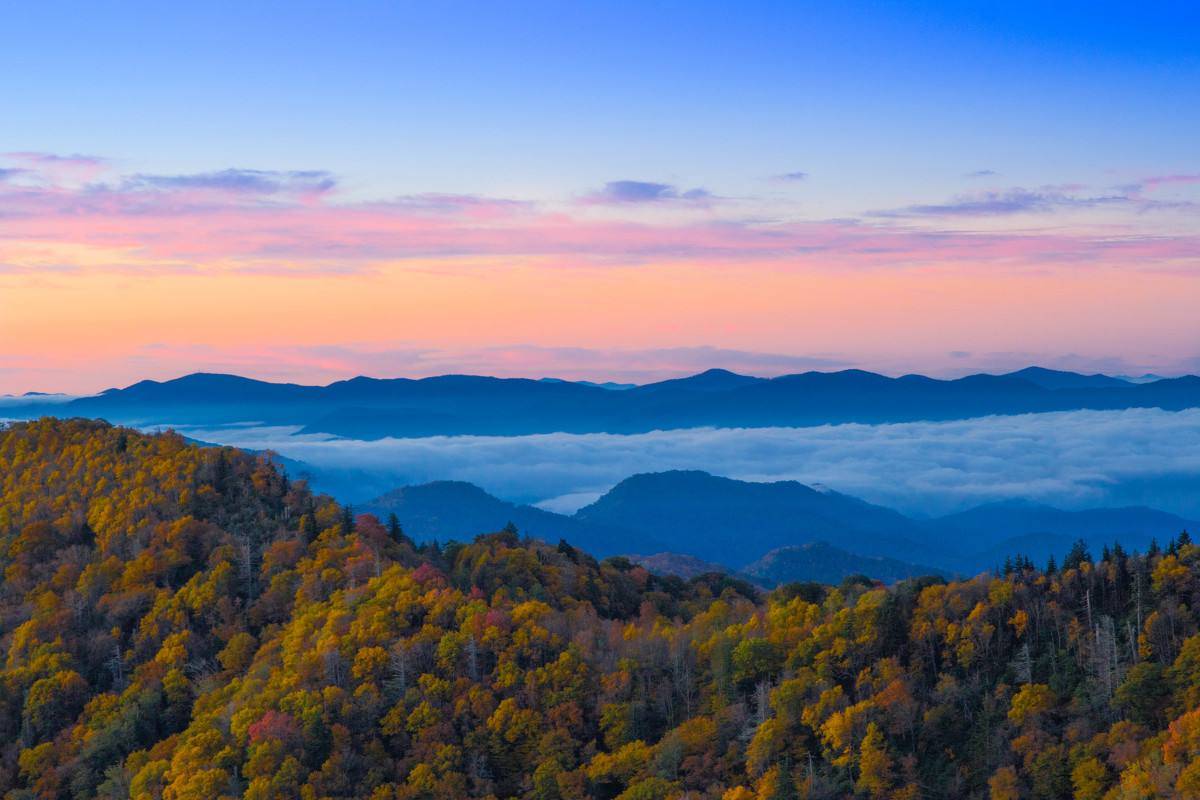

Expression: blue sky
xmin=5 ymin=1 xmax=1197 ymax=208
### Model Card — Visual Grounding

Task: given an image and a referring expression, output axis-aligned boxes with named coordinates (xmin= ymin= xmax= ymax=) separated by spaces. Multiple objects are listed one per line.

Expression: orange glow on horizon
xmin=3 ymin=257 xmax=1196 ymax=393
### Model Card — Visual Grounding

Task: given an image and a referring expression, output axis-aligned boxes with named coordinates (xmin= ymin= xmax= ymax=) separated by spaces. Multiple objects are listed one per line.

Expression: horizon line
xmin=3 ymin=363 xmax=1189 ymax=399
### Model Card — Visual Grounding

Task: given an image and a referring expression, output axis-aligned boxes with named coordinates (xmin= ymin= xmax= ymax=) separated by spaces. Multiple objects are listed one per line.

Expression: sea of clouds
xmin=169 ymin=407 xmax=1200 ymax=519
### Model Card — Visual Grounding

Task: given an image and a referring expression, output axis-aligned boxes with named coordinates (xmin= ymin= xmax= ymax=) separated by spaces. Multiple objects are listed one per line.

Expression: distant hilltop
xmin=358 ymin=468 xmax=1197 ymax=580
xmin=4 ymin=365 xmax=1198 ymax=438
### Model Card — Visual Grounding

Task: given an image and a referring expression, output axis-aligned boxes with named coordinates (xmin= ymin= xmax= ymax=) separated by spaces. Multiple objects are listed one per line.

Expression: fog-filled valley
xmin=161 ymin=406 xmax=1200 ymax=520
xmin=6 ymin=367 xmax=1199 ymax=588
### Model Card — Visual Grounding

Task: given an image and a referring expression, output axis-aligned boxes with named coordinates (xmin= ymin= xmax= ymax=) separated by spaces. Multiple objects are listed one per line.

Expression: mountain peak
xmin=128 ymin=372 xmax=277 ymax=390
xmin=1001 ymin=366 xmax=1130 ymax=390
xmin=637 ymin=368 xmax=762 ymax=394
xmin=374 ymin=480 xmax=501 ymax=505
xmin=576 ymin=470 xmax=918 ymax=566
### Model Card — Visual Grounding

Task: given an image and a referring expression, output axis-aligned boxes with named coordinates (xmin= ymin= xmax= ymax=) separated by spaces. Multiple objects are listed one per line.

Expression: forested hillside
xmin=2 ymin=419 xmax=1199 ymax=799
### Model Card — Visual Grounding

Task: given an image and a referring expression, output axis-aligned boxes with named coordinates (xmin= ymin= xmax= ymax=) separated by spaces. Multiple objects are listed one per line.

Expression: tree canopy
xmin=0 ymin=418 xmax=1198 ymax=799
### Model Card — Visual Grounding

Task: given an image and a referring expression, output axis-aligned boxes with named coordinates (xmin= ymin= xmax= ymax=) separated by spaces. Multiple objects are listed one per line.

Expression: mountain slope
xmin=741 ymin=541 xmax=949 ymax=586
xmin=573 ymin=470 xmax=923 ymax=566
xmin=361 ymin=480 xmax=660 ymax=557
xmin=1001 ymin=366 xmax=1131 ymax=390
xmin=626 ymin=551 xmax=737 ymax=580
xmin=927 ymin=499 xmax=1199 ymax=565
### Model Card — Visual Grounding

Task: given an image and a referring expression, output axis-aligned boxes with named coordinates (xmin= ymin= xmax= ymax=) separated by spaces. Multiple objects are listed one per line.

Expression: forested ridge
xmin=1 ymin=419 xmax=1199 ymax=800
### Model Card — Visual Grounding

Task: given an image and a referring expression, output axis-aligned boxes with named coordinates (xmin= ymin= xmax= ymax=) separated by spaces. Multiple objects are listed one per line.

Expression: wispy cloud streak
xmin=582 ymin=180 xmax=714 ymax=205
xmin=122 ymin=168 xmax=337 ymax=197
xmin=873 ymin=187 xmax=1131 ymax=217
xmin=876 ymin=178 xmax=1200 ymax=218
xmin=1 ymin=155 xmax=1197 ymax=278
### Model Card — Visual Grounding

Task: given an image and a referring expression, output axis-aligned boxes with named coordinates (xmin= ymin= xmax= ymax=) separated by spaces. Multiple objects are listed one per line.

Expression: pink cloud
xmin=2 ymin=152 xmax=110 ymax=184
xmin=1 ymin=156 xmax=1198 ymax=279
xmin=1142 ymin=174 xmax=1200 ymax=189
xmin=3 ymin=152 xmax=107 ymax=168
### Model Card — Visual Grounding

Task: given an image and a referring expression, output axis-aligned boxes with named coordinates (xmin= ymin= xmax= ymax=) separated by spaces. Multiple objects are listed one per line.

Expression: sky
xmin=2 ymin=0 xmax=1198 ymax=393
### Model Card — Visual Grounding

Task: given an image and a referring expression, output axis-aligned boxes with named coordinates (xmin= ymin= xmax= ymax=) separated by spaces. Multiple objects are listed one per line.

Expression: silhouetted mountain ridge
xmin=4 ymin=367 xmax=1196 ymax=437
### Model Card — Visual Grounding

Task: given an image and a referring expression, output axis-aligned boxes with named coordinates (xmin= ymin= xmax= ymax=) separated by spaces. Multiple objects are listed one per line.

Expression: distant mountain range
xmin=4 ymin=366 xmax=1198 ymax=438
xmin=360 ymin=469 xmax=1198 ymax=585
xmin=923 ymin=499 xmax=1198 ymax=567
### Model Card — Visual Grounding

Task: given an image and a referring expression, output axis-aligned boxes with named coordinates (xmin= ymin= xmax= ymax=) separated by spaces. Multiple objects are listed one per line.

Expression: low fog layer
xmin=168 ymin=408 xmax=1200 ymax=518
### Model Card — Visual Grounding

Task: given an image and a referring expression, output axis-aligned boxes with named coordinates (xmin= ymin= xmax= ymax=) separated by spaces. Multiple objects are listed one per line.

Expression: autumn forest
xmin=1 ymin=418 xmax=1198 ymax=800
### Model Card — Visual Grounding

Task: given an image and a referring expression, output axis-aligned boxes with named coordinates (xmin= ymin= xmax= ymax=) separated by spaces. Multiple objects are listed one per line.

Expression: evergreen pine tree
xmin=1064 ymin=539 xmax=1091 ymax=571
xmin=387 ymin=512 xmax=410 ymax=545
